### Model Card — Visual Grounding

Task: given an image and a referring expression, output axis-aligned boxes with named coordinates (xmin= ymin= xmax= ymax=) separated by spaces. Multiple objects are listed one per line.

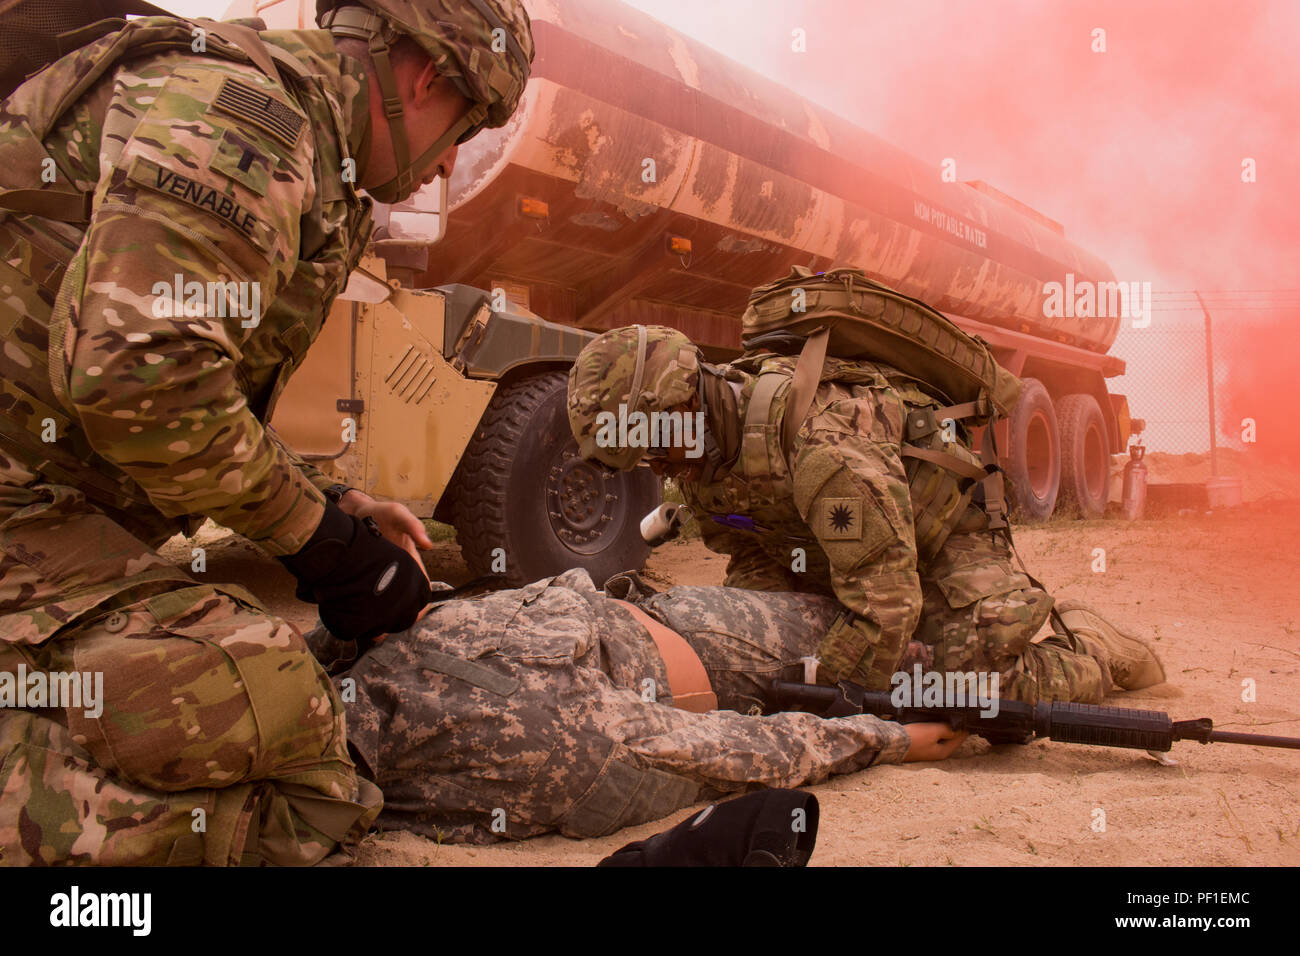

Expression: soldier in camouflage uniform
xmin=317 ymin=568 xmax=965 ymax=844
xmin=0 ymin=0 xmax=533 ymax=865
xmin=567 ymin=324 xmax=1165 ymax=706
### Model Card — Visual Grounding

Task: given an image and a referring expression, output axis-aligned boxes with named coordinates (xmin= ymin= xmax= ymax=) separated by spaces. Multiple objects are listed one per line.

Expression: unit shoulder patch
xmin=211 ymin=77 xmax=306 ymax=150
xmin=817 ymin=496 xmax=864 ymax=541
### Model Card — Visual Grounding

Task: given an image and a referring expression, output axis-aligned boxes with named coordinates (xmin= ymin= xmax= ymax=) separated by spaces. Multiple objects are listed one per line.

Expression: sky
xmin=165 ymin=0 xmax=1300 ymax=458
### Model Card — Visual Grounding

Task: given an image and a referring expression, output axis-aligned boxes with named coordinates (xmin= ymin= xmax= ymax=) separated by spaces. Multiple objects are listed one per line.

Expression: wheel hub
xmin=546 ymin=445 xmax=620 ymax=552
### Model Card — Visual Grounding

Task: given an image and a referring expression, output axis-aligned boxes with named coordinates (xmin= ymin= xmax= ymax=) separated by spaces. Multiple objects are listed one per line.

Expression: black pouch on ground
xmin=597 ymin=789 xmax=819 ymax=867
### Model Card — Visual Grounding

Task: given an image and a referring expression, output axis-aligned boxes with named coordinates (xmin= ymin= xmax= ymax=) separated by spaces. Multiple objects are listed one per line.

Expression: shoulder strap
xmin=741 ymin=372 xmax=786 ymax=483
xmin=0 ymin=186 xmax=92 ymax=223
xmin=900 ymin=445 xmax=989 ymax=482
xmin=781 ymin=327 xmax=829 ymax=458
xmin=199 ymin=19 xmax=279 ymax=82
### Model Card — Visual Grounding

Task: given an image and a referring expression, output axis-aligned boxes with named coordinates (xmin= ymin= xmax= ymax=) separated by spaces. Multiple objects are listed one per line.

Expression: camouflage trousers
xmin=707 ymin=530 xmax=921 ymax=693
xmin=911 ymin=528 xmax=1107 ymax=704
xmin=335 ymin=570 xmax=912 ymax=845
xmin=636 ymin=584 xmax=836 ymax=714
xmin=720 ymin=526 xmax=1106 ymax=706
xmin=0 ymin=451 xmax=380 ymax=865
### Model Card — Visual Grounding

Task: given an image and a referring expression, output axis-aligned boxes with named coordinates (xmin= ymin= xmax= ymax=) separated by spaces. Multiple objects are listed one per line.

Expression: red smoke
xmin=1220 ymin=317 xmax=1300 ymax=466
xmin=628 ymin=0 xmax=1300 ymax=463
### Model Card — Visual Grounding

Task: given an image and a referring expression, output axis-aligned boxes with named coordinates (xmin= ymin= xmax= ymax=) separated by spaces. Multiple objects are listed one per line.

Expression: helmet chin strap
xmin=626 ymin=325 xmax=649 ymax=412
xmin=361 ymin=29 xmax=489 ymax=205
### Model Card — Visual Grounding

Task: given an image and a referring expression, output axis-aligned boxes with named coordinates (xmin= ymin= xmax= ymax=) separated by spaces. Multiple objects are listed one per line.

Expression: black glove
xmin=597 ymin=789 xmax=819 ymax=867
xmin=279 ymin=501 xmax=431 ymax=643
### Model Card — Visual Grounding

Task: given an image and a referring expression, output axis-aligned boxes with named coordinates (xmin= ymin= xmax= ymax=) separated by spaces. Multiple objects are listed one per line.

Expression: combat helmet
xmin=567 ymin=325 xmax=702 ymax=470
xmin=317 ymin=0 xmax=534 ymax=203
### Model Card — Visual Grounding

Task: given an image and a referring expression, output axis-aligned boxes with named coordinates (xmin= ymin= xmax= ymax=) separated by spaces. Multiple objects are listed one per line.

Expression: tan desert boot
xmin=1054 ymin=599 xmax=1167 ymax=690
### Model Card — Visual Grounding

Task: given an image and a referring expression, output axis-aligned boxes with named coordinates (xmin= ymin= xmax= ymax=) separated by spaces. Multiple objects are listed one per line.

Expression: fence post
xmin=1195 ymin=290 xmax=1217 ymax=477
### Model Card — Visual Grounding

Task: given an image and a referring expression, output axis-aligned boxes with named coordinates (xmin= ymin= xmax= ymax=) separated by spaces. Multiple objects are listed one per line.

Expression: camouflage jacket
xmin=340 ymin=569 xmax=911 ymax=843
xmin=684 ymin=352 xmax=959 ymax=616
xmin=0 ymin=17 xmax=372 ymax=555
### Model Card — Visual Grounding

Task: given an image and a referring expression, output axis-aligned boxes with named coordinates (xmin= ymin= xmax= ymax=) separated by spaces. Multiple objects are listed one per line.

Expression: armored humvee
xmin=270 ymin=215 xmax=659 ymax=586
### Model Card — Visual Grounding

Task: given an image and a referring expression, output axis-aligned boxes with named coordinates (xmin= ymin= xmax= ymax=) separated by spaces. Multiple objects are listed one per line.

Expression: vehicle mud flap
xmin=559 ymin=743 xmax=699 ymax=839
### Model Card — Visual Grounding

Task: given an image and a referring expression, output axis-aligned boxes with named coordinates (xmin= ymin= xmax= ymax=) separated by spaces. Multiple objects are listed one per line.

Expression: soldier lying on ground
xmin=311 ymin=568 xmax=1157 ymax=845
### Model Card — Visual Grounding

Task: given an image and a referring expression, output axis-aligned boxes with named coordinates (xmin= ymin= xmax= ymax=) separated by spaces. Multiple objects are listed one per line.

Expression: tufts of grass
xmin=423 ymin=519 xmax=458 ymax=543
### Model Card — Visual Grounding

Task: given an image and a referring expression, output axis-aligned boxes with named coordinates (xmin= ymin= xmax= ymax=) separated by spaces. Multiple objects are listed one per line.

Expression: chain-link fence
xmin=1107 ymin=292 xmax=1300 ymax=464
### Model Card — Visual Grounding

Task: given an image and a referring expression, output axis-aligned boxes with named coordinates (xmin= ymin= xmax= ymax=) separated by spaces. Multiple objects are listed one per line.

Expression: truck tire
xmin=448 ymin=370 xmax=660 ymax=587
xmin=1005 ymin=377 xmax=1060 ymax=522
xmin=1056 ymin=393 xmax=1110 ymax=519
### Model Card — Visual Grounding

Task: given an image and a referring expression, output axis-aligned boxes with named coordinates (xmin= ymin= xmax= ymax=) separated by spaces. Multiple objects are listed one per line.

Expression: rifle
xmin=770 ymin=680 xmax=1300 ymax=753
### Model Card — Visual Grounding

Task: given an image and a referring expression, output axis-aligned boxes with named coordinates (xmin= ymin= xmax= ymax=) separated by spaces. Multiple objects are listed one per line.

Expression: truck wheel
xmin=1005 ymin=377 xmax=1060 ymax=522
xmin=1056 ymin=393 xmax=1110 ymax=519
xmin=448 ymin=370 xmax=660 ymax=587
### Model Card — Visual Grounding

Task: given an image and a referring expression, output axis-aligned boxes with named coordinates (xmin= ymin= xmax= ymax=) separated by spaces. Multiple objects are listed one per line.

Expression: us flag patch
xmin=818 ymin=497 xmax=863 ymax=541
xmin=212 ymin=78 xmax=305 ymax=149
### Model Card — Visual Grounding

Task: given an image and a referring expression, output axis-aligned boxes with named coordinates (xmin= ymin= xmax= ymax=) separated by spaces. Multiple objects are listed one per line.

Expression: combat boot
xmin=1054 ymin=599 xmax=1166 ymax=690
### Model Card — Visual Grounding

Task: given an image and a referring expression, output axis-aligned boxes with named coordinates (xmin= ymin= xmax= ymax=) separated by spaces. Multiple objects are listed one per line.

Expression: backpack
xmin=741 ymin=266 xmax=1022 ymax=558
xmin=0 ymin=0 xmax=287 ymax=223
xmin=743 ymin=266 xmax=1022 ymax=442
xmin=0 ymin=0 xmax=179 ymax=100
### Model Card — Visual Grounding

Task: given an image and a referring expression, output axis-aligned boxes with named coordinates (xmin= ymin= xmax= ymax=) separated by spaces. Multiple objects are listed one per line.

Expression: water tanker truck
xmin=236 ymin=0 xmax=1136 ymax=584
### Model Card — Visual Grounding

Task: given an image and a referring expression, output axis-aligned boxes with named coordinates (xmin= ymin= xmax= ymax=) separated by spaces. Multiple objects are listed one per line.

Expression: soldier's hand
xmin=337 ymin=490 xmax=435 ymax=551
xmin=901 ymin=722 xmax=968 ymax=762
xmin=279 ymin=502 xmax=432 ymax=643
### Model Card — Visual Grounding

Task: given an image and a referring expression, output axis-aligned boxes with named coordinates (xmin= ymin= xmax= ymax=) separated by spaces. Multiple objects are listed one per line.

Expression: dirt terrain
xmin=162 ymin=460 xmax=1300 ymax=867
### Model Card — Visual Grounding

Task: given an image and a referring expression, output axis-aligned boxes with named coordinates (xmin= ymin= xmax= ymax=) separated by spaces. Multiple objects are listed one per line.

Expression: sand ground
xmin=162 ymin=454 xmax=1300 ymax=866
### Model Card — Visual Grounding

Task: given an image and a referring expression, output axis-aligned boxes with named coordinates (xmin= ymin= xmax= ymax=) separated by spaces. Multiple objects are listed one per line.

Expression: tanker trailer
xmin=239 ymin=0 xmax=1134 ymax=528
xmin=428 ymin=0 xmax=1137 ymax=520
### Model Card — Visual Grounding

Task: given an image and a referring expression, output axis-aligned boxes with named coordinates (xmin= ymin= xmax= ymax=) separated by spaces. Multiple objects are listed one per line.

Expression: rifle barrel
xmin=771 ymin=680 xmax=1300 ymax=752
xmin=1208 ymin=730 xmax=1300 ymax=750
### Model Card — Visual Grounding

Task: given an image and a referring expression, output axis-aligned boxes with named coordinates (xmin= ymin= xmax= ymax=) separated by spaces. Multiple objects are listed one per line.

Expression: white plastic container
xmin=1205 ymin=476 xmax=1243 ymax=509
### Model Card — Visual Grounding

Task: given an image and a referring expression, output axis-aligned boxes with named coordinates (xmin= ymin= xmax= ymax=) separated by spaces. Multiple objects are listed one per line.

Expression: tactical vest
xmin=737 ymin=353 xmax=996 ymax=566
xmin=738 ymin=267 xmax=1018 ymax=563
xmin=0 ymin=15 xmax=372 ymax=514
